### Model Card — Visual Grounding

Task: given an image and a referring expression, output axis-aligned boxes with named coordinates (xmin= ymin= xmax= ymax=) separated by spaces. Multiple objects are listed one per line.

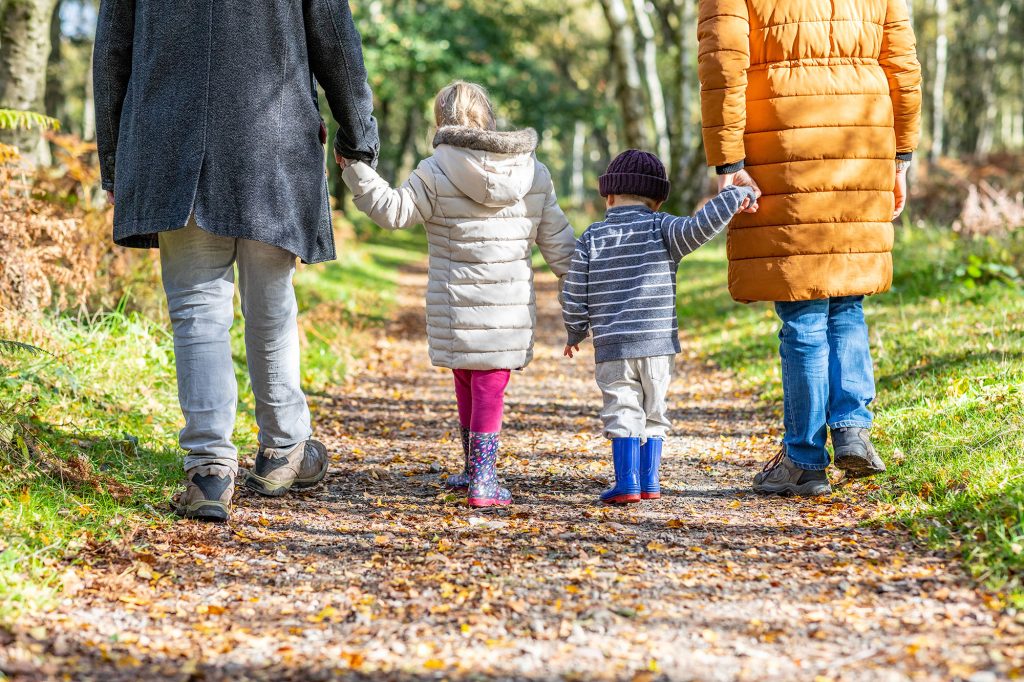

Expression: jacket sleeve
xmin=303 ymin=0 xmax=380 ymax=166
xmin=342 ymin=160 xmax=434 ymax=230
xmin=879 ymin=0 xmax=923 ymax=157
xmin=697 ymin=0 xmax=750 ymax=173
xmin=533 ymin=164 xmax=577 ymax=278
xmin=93 ymin=0 xmax=136 ymax=192
xmin=561 ymin=238 xmax=591 ymax=347
xmin=660 ymin=186 xmax=754 ymax=262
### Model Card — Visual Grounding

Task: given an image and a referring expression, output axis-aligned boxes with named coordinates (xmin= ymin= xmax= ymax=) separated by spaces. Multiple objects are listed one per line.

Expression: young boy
xmin=562 ymin=149 xmax=756 ymax=504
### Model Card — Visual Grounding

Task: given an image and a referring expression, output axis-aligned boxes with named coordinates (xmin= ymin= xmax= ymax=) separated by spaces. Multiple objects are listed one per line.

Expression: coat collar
xmin=433 ymin=125 xmax=539 ymax=155
xmin=604 ymin=205 xmax=654 ymax=222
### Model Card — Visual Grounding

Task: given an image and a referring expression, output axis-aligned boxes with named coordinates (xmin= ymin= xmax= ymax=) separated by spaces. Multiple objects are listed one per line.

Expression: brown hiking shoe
xmin=244 ymin=439 xmax=329 ymax=497
xmin=832 ymin=427 xmax=886 ymax=479
xmin=752 ymin=448 xmax=832 ymax=497
xmin=172 ymin=464 xmax=235 ymax=522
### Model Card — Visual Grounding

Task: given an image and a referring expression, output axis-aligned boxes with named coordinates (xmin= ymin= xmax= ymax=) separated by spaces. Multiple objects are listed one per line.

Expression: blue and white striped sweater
xmin=561 ymin=186 xmax=754 ymax=363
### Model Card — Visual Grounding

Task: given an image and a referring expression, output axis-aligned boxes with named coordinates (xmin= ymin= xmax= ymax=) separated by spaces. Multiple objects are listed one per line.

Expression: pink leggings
xmin=453 ymin=369 xmax=511 ymax=433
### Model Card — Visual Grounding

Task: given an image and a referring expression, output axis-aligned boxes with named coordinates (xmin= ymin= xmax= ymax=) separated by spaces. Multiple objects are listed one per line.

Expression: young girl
xmin=340 ymin=81 xmax=576 ymax=507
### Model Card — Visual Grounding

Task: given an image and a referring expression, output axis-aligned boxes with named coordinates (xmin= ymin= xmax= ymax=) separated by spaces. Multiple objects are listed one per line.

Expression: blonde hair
xmin=433 ymin=81 xmax=497 ymax=130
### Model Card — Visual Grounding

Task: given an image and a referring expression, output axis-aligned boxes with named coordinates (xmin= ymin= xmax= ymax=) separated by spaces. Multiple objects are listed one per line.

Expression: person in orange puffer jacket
xmin=697 ymin=0 xmax=923 ymax=496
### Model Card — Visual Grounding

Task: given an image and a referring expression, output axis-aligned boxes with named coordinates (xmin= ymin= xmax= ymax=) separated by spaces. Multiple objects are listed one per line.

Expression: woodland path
xmin=2 ymin=265 xmax=1020 ymax=681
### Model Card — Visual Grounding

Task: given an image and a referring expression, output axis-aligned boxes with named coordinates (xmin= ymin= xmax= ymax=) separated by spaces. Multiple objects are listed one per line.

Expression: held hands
xmin=717 ymin=169 xmax=761 ymax=213
xmin=563 ymin=344 xmax=580 ymax=359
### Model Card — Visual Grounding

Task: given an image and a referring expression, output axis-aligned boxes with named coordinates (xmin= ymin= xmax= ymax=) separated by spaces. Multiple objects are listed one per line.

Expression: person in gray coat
xmin=94 ymin=0 xmax=380 ymax=522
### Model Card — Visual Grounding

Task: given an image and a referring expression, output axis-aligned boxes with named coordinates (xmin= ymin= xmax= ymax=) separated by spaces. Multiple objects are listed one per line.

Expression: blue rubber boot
xmin=640 ymin=438 xmax=664 ymax=500
xmin=600 ymin=437 xmax=641 ymax=505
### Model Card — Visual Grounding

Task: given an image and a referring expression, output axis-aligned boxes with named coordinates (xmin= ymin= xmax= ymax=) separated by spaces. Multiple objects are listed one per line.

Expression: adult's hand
xmin=106 ymin=190 xmax=115 ymax=206
xmin=718 ymin=169 xmax=761 ymax=213
xmin=893 ymin=166 xmax=908 ymax=220
xmin=334 ymin=150 xmax=347 ymax=169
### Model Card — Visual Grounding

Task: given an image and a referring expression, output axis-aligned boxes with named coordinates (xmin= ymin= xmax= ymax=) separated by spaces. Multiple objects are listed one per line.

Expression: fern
xmin=0 ymin=339 xmax=46 ymax=356
xmin=0 ymin=109 xmax=60 ymax=133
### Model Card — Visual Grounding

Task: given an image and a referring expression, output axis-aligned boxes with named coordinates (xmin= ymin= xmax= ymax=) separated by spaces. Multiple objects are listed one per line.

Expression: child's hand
xmin=563 ymin=344 xmax=580 ymax=359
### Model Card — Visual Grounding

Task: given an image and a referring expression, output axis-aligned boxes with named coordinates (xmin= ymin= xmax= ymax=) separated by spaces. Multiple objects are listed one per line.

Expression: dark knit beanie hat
xmin=599 ymin=149 xmax=670 ymax=202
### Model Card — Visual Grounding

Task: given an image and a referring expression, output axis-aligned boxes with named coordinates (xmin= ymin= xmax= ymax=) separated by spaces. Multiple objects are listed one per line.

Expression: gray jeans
xmin=159 ymin=220 xmax=312 ymax=473
xmin=595 ymin=355 xmax=674 ymax=441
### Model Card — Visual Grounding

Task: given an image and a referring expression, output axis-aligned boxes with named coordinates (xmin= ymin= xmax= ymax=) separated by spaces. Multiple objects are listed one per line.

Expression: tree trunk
xmin=83 ymin=45 xmax=95 ymax=141
xmin=664 ymin=0 xmax=705 ymax=212
xmin=44 ymin=0 xmax=61 ymax=121
xmin=929 ymin=0 xmax=947 ymax=161
xmin=0 ymin=0 xmax=61 ymax=163
xmin=631 ymin=0 xmax=670 ymax=166
xmin=598 ymin=0 xmax=649 ymax=150
xmin=572 ymin=120 xmax=586 ymax=206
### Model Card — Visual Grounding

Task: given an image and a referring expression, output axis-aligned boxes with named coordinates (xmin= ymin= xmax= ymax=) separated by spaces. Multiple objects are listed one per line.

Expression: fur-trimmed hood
xmin=432 ymin=125 xmax=539 ymax=154
xmin=431 ymin=126 xmax=539 ymax=208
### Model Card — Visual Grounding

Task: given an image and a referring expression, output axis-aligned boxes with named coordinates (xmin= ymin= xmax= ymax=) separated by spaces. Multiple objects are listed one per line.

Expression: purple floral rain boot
xmin=444 ymin=426 xmax=471 ymax=489
xmin=467 ymin=431 xmax=512 ymax=508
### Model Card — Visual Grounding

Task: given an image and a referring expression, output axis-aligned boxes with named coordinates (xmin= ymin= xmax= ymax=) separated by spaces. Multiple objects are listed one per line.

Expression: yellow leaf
xmin=646 ymin=541 xmax=669 ymax=552
xmin=423 ymin=659 xmax=445 ymax=670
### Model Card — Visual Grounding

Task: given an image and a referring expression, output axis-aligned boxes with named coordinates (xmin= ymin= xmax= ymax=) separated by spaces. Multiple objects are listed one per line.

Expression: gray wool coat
xmin=93 ymin=0 xmax=380 ymax=264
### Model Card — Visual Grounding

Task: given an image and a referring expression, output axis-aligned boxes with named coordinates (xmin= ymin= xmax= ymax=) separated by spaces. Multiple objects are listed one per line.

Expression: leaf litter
xmin=1 ymin=270 xmax=1021 ymax=681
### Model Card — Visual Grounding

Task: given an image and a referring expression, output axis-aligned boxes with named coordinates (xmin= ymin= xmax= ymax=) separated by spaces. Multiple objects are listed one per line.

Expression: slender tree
xmin=0 ymin=0 xmax=61 ymax=162
xmin=598 ymin=0 xmax=650 ymax=150
xmin=631 ymin=0 xmax=670 ymax=165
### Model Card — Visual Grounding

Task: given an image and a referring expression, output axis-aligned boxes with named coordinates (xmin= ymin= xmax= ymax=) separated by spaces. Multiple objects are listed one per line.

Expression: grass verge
xmin=677 ymin=223 xmax=1024 ymax=605
xmin=0 ymin=221 xmax=425 ymax=624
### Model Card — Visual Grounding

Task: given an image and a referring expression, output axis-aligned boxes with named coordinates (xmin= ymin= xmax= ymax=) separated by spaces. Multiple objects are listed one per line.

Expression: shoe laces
xmin=761 ymin=446 xmax=786 ymax=473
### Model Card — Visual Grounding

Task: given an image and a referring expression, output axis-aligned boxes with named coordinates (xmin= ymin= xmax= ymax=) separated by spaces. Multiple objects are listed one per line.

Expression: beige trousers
xmin=594 ymin=355 xmax=674 ymax=441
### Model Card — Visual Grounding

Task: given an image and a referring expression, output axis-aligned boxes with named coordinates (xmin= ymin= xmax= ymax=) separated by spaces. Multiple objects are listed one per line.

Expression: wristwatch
xmin=895 ymin=157 xmax=912 ymax=173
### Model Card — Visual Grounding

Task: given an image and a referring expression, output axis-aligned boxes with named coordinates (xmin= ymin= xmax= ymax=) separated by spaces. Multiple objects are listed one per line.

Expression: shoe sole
xmin=641 ymin=492 xmax=661 ymax=500
xmin=243 ymin=472 xmax=292 ymax=497
xmin=753 ymin=481 xmax=832 ymax=497
xmin=176 ymin=501 xmax=230 ymax=523
xmin=467 ymin=498 xmax=512 ymax=507
xmin=602 ymin=493 xmax=641 ymax=505
xmin=834 ymin=453 xmax=886 ymax=479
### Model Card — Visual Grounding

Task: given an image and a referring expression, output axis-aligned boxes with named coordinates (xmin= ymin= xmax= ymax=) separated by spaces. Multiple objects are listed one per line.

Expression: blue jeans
xmin=774 ymin=296 xmax=875 ymax=470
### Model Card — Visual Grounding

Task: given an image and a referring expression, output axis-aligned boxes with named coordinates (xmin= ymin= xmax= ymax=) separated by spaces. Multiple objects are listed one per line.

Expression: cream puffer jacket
xmin=342 ymin=125 xmax=576 ymax=370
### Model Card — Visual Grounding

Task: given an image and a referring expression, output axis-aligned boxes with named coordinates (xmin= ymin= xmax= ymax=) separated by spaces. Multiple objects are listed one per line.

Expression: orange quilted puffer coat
xmin=698 ymin=0 xmax=922 ymax=303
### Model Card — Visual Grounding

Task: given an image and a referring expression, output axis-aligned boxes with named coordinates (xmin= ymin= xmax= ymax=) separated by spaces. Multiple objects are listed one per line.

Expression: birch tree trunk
xmin=572 ymin=120 xmax=586 ymax=206
xmin=631 ymin=0 xmax=670 ymax=165
xmin=598 ymin=0 xmax=649 ymax=150
xmin=0 ymin=0 xmax=61 ymax=163
xmin=666 ymin=0 xmax=705 ymax=212
xmin=929 ymin=0 xmax=947 ymax=161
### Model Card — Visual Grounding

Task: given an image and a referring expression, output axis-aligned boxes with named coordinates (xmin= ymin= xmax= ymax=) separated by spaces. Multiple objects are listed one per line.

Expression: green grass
xmin=0 ymin=221 xmax=425 ymax=624
xmin=677 ymin=223 xmax=1024 ymax=605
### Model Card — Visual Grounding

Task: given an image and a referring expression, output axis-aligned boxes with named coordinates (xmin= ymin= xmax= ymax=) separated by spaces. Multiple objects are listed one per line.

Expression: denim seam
xmin=793 ymin=461 xmax=830 ymax=471
xmin=829 ymin=420 xmax=873 ymax=429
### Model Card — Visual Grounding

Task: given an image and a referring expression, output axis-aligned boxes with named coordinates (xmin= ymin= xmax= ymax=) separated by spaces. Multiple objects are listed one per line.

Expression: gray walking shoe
xmin=831 ymin=427 xmax=886 ymax=479
xmin=172 ymin=464 xmax=235 ymax=522
xmin=753 ymin=448 xmax=832 ymax=497
xmin=244 ymin=439 xmax=329 ymax=497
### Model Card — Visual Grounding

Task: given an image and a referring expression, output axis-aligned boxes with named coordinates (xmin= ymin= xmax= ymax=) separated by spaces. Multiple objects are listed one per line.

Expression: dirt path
xmin=3 ymin=266 xmax=1021 ymax=681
